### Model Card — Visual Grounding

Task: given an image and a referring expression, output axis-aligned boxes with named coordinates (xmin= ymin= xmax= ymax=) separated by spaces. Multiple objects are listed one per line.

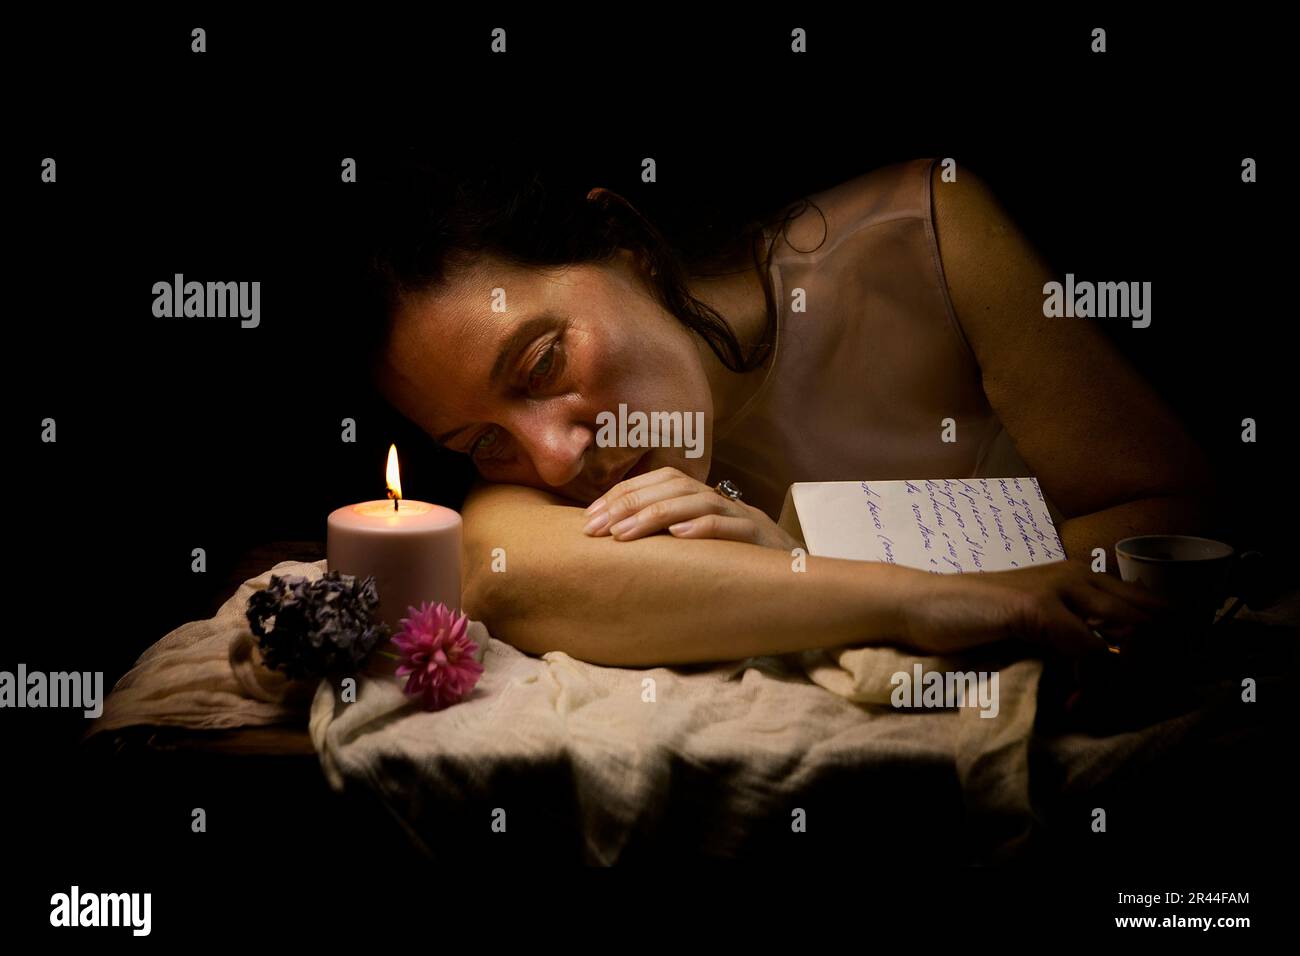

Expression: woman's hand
xmin=901 ymin=557 xmax=1176 ymax=658
xmin=582 ymin=466 xmax=803 ymax=551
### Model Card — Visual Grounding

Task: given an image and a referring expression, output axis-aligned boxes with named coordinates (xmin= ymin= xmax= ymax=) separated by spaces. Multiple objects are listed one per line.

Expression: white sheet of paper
xmin=779 ymin=477 xmax=1067 ymax=572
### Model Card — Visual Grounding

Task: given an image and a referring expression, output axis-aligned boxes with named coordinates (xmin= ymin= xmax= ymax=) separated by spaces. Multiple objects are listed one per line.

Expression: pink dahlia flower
xmin=390 ymin=601 xmax=483 ymax=711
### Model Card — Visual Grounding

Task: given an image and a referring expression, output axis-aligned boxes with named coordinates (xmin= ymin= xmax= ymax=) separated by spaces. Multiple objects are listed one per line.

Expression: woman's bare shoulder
xmin=783 ymin=159 xmax=937 ymax=251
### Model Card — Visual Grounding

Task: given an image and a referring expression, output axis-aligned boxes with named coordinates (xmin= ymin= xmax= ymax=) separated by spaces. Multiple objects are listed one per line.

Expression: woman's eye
xmin=468 ymin=337 xmax=563 ymax=461
xmin=528 ymin=340 xmax=562 ymax=389
xmin=470 ymin=428 xmax=500 ymax=458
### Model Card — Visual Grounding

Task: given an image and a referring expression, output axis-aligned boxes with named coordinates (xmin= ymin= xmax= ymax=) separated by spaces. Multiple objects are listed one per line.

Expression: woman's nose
xmin=517 ymin=413 xmax=592 ymax=488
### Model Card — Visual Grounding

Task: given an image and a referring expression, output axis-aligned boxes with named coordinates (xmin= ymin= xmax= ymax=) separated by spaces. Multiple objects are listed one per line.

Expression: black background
xmin=6 ymin=9 xmax=1293 ymax=934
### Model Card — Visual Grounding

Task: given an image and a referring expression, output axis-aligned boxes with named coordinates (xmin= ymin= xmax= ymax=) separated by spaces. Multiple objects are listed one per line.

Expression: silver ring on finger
xmin=1091 ymin=627 xmax=1123 ymax=655
xmin=714 ymin=479 xmax=742 ymax=501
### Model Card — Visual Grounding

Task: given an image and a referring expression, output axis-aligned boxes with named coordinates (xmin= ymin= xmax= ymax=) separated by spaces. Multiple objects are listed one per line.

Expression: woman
xmin=362 ymin=157 xmax=1218 ymax=666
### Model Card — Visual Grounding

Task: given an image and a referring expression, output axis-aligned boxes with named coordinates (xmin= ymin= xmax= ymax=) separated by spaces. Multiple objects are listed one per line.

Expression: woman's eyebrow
xmin=433 ymin=312 xmax=561 ymax=445
xmin=487 ymin=313 xmax=560 ymax=385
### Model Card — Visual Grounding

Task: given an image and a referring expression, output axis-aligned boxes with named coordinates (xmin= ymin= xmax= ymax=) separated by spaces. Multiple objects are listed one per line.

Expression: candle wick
xmin=394 ymin=497 xmax=399 ymax=512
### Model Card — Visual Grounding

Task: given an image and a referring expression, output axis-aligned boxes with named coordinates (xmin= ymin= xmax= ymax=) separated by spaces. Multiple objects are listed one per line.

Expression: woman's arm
xmin=930 ymin=164 xmax=1221 ymax=569
xmin=459 ymin=478 xmax=1169 ymax=665
xmin=460 ymin=478 xmax=915 ymax=666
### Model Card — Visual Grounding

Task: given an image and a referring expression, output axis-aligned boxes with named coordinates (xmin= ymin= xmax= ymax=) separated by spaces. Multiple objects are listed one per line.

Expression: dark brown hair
xmin=359 ymin=153 xmax=825 ymax=394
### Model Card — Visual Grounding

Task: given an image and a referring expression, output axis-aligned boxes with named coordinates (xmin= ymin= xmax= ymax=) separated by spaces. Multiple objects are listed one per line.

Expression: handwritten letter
xmin=783 ymin=478 xmax=1066 ymax=573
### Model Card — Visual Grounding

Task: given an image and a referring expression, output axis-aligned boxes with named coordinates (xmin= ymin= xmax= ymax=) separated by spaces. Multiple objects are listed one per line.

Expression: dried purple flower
xmin=245 ymin=570 xmax=389 ymax=679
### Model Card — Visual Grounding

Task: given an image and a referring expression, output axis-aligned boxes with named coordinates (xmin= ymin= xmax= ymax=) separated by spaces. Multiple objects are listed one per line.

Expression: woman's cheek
xmin=476 ymin=456 xmax=537 ymax=487
xmin=474 ymin=458 xmax=513 ymax=482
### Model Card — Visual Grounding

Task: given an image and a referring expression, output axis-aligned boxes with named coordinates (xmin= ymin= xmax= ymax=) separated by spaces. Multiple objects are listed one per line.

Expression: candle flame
xmin=386 ymin=444 xmax=402 ymax=502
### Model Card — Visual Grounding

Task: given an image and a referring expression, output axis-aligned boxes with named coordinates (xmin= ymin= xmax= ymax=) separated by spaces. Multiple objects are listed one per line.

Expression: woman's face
xmin=377 ymin=248 xmax=717 ymax=506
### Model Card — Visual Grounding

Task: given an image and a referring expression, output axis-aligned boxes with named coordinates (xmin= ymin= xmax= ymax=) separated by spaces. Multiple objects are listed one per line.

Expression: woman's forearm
xmin=1059 ymin=490 xmax=1223 ymax=575
xmin=460 ymin=482 xmax=920 ymax=666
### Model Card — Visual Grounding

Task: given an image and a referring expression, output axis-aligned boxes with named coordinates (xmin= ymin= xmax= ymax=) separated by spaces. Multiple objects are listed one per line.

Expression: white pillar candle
xmin=325 ymin=446 xmax=462 ymax=634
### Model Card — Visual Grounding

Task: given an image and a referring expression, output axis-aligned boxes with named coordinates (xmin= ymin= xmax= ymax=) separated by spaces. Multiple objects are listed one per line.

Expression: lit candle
xmin=326 ymin=444 xmax=462 ymax=637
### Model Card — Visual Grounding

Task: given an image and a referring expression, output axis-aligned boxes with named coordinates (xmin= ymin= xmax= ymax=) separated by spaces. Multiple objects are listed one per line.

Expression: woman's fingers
xmin=1063 ymin=580 xmax=1160 ymax=630
xmin=664 ymin=514 xmax=760 ymax=544
xmin=1087 ymin=571 xmax=1176 ymax=613
xmin=1033 ymin=598 xmax=1115 ymax=656
xmin=1040 ymin=574 xmax=1171 ymax=655
xmin=602 ymin=491 xmax=734 ymax=541
xmin=585 ymin=466 xmax=679 ymax=517
xmin=584 ymin=474 xmax=706 ymax=536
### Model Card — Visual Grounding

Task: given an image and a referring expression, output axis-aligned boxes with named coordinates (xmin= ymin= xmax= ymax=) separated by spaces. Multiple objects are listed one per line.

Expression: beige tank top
xmin=708 ymin=157 xmax=1065 ymax=531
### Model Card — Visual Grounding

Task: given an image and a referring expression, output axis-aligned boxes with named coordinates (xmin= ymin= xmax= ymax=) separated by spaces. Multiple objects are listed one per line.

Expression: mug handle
xmin=1216 ymin=550 xmax=1267 ymax=625
xmin=1233 ymin=550 xmax=1266 ymax=601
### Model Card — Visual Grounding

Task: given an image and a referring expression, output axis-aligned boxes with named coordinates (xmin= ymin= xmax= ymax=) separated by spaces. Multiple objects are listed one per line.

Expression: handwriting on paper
xmin=787 ymin=477 xmax=1066 ymax=573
